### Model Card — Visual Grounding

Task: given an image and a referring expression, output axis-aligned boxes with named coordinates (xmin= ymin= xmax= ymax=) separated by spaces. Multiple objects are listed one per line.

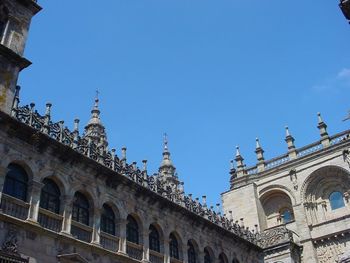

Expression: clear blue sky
xmin=19 ymin=0 xmax=350 ymax=207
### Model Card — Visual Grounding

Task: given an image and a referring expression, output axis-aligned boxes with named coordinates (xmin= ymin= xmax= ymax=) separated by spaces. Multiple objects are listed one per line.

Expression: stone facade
xmin=0 ymin=2 xmax=263 ymax=263
xmin=222 ymin=123 xmax=350 ymax=262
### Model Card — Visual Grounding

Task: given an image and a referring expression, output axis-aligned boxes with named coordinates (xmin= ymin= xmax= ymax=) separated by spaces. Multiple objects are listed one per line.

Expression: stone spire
xmin=235 ymin=146 xmax=245 ymax=177
xmin=158 ymin=134 xmax=179 ymax=187
xmin=83 ymin=94 xmax=108 ymax=149
xmin=285 ymin=126 xmax=297 ymax=159
xmin=317 ymin=112 xmax=330 ymax=147
xmin=255 ymin=138 xmax=265 ymax=172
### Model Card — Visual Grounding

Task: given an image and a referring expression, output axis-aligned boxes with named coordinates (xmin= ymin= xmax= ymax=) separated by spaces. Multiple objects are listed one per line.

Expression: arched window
xmin=280 ymin=208 xmax=294 ymax=224
xmin=169 ymin=233 xmax=179 ymax=259
xmin=3 ymin=164 xmax=28 ymax=201
xmin=187 ymin=241 xmax=196 ymax=263
xmin=0 ymin=3 xmax=9 ymax=38
xmin=40 ymin=178 xmax=60 ymax=214
xmin=329 ymin=191 xmax=345 ymax=210
xmin=126 ymin=215 xmax=139 ymax=244
xmin=149 ymin=225 xmax=160 ymax=252
xmin=204 ymin=249 xmax=211 ymax=263
xmin=72 ymin=192 xmax=89 ymax=225
xmin=219 ymin=254 xmax=226 ymax=263
xmin=101 ymin=204 xmax=115 ymax=235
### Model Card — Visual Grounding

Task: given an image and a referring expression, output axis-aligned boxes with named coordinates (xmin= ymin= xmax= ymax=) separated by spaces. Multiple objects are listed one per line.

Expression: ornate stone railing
xmin=0 ymin=250 xmax=29 ymax=263
xmin=265 ymin=154 xmax=290 ymax=170
xmin=149 ymin=250 xmax=164 ymax=263
xmin=243 ymin=130 xmax=350 ymax=176
xmin=38 ymin=208 xmax=63 ymax=232
xmin=256 ymin=225 xmax=293 ymax=249
xmin=126 ymin=242 xmax=143 ymax=261
xmin=70 ymin=221 xmax=93 ymax=243
xmin=9 ymin=91 xmax=258 ymax=244
xmin=100 ymin=232 xmax=119 ymax=252
xmin=0 ymin=194 xmax=29 ymax=220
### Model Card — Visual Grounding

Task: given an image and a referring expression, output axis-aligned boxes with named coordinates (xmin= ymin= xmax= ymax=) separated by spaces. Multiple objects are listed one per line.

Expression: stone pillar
xmin=92 ymin=208 xmax=101 ymax=246
xmin=142 ymin=230 xmax=150 ymax=262
xmin=164 ymin=239 xmax=170 ymax=263
xmin=60 ymin=195 xmax=73 ymax=236
xmin=26 ymin=180 xmax=44 ymax=223
xmin=118 ymin=219 xmax=128 ymax=255
xmin=182 ymin=243 xmax=188 ymax=263
xmin=0 ymin=165 xmax=7 ymax=204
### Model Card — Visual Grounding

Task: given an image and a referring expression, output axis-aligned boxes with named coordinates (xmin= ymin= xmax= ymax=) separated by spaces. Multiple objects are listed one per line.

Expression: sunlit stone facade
xmin=223 ymin=122 xmax=350 ymax=262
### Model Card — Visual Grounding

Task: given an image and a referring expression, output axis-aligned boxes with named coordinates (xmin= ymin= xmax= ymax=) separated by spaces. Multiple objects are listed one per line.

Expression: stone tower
xmin=0 ymin=0 xmax=41 ymax=114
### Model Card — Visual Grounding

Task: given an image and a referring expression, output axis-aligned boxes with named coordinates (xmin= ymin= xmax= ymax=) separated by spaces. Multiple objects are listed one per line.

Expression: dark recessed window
xmin=188 ymin=241 xmax=196 ymax=263
xmin=72 ymin=192 xmax=89 ymax=225
xmin=149 ymin=225 xmax=160 ymax=252
xmin=329 ymin=191 xmax=345 ymax=210
xmin=40 ymin=178 xmax=60 ymax=214
xmin=3 ymin=163 xmax=28 ymax=202
xmin=101 ymin=204 xmax=115 ymax=235
xmin=204 ymin=249 xmax=211 ymax=263
xmin=169 ymin=233 xmax=179 ymax=259
xmin=127 ymin=215 xmax=139 ymax=244
xmin=219 ymin=254 xmax=226 ymax=263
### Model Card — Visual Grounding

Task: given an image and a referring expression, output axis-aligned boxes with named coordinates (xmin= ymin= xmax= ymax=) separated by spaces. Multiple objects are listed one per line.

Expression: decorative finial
xmin=285 ymin=126 xmax=290 ymax=137
xmin=285 ymin=125 xmax=296 ymax=159
xmin=317 ymin=112 xmax=329 ymax=147
xmin=317 ymin=112 xmax=323 ymax=124
xmin=255 ymin=138 xmax=261 ymax=149
xmin=236 ymin=146 xmax=241 ymax=157
xmin=163 ymin=133 xmax=168 ymax=152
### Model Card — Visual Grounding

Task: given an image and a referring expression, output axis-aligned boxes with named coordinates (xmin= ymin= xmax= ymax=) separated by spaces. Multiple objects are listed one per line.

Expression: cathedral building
xmin=0 ymin=1 xmax=349 ymax=263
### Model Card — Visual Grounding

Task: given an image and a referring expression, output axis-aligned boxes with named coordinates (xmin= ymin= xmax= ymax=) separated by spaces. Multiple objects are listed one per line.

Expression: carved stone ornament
xmin=343 ymin=149 xmax=350 ymax=168
xmin=1 ymin=227 xmax=19 ymax=255
xmin=289 ymin=169 xmax=298 ymax=190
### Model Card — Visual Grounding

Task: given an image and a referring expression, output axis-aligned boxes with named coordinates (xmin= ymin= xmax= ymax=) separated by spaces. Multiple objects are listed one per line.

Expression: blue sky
xmin=19 ymin=0 xmax=350 ymax=207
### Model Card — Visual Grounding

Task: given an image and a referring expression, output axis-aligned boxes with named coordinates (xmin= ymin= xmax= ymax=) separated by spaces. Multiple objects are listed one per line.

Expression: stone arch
xmin=301 ymin=165 xmax=350 ymax=203
xmin=204 ymin=246 xmax=215 ymax=263
xmin=71 ymin=189 xmax=96 ymax=227
xmin=169 ymin=231 xmax=183 ymax=260
xmin=127 ymin=213 xmax=144 ymax=244
xmin=149 ymin=222 xmax=165 ymax=253
xmin=2 ymin=156 xmax=35 ymax=182
xmin=218 ymin=252 xmax=228 ymax=263
xmin=187 ymin=238 xmax=200 ymax=263
xmin=260 ymin=189 xmax=294 ymax=229
xmin=40 ymin=173 xmax=67 ymax=197
xmin=301 ymin=165 xmax=350 ymax=225
xmin=259 ymin=184 xmax=296 ymax=205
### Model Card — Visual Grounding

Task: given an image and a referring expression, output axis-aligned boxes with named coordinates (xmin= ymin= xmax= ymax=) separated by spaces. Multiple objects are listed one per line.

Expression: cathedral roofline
xmin=8 ymin=95 xmax=261 ymax=248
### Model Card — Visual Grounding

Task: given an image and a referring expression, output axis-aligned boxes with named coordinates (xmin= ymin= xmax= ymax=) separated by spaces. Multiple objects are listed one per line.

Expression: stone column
xmin=26 ymin=180 xmax=44 ymax=224
xmin=91 ymin=208 xmax=101 ymax=246
xmin=60 ymin=195 xmax=73 ymax=236
xmin=0 ymin=165 xmax=7 ymax=205
xmin=164 ymin=239 xmax=170 ymax=263
xmin=118 ymin=219 xmax=128 ymax=255
xmin=182 ymin=243 xmax=188 ymax=263
xmin=142 ymin=230 xmax=150 ymax=262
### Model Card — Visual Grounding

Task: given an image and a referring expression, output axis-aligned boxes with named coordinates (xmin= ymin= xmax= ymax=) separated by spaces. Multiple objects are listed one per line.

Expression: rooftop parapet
xmin=9 ymin=86 xmax=259 ymax=246
xmin=230 ymin=114 xmax=350 ymax=188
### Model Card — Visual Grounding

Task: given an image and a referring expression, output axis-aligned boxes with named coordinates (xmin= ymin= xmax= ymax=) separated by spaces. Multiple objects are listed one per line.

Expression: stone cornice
xmin=15 ymin=0 xmax=42 ymax=15
xmin=0 ymin=44 xmax=32 ymax=71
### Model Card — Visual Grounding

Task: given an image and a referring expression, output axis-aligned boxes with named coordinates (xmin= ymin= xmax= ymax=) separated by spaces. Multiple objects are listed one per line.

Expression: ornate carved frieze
xmin=315 ymin=233 xmax=350 ymax=263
